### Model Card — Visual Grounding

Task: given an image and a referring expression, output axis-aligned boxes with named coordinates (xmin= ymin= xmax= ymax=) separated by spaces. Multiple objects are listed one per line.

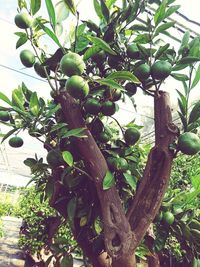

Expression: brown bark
xmin=57 ymin=91 xmax=134 ymax=259
xmin=112 ymin=253 xmax=136 ymax=267
xmin=127 ymin=91 xmax=178 ymax=250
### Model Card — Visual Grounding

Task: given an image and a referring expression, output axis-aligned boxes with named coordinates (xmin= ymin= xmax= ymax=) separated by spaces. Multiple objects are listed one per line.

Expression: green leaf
xmin=191 ymin=174 xmax=200 ymax=190
xmin=181 ymin=31 xmax=190 ymax=48
xmin=103 ymin=171 xmax=115 ymax=190
xmin=0 ymin=92 xmax=12 ymax=106
xmin=18 ymin=0 xmax=27 ymax=10
xmin=154 ymin=0 xmax=167 ymax=26
xmin=188 ymin=101 xmax=200 ymax=124
xmin=154 ymin=21 xmax=175 ymax=36
xmin=100 ymin=0 xmax=110 ymax=23
xmin=93 ymin=0 xmax=104 ymax=20
xmin=106 ymin=0 xmax=117 ymax=8
xmin=164 ymin=5 xmax=180 ymax=19
xmin=191 ymin=64 xmax=200 ymax=89
xmin=61 ymin=254 xmax=73 ymax=267
xmin=29 ymin=92 xmax=40 ymax=116
xmin=129 ymin=24 xmax=149 ymax=32
xmin=83 ymin=46 xmax=101 ymax=61
xmin=63 ymin=0 xmax=76 ymax=15
xmin=123 ymin=173 xmax=136 ymax=191
xmin=178 ymin=111 xmax=187 ymax=131
xmin=67 ymin=197 xmax=77 ymax=223
xmin=31 ymin=0 xmax=41 ymax=15
xmin=62 ymin=128 xmax=87 ymax=138
xmin=55 ymin=1 xmax=70 ymax=22
xmin=134 ymin=33 xmax=151 ymax=44
xmin=172 ymin=64 xmax=188 ymax=71
xmin=1 ymin=128 xmax=18 ymax=143
xmin=96 ymin=78 xmax=124 ymax=91
xmin=170 ymin=73 xmax=189 ymax=81
xmin=87 ymin=36 xmax=116 ymax=55
xmin=177 ymin=56 xmax=200 ymax=65
xmin=62 ymin=151 xmax=74 ymax=167
xmin=36 ymin=19 xmax=62 ymax=48
xmin=106 ymin=71 xmax=140 ymax=84
xmin=12 ymin=88 xmax=25 ymax=111
xmin=45 ymin=0 xmax=56 ymax=30
xmin=189 ymin=37 xmax=200 ymax=57
xmin=155 ymin=43 xmax=170 ymax=59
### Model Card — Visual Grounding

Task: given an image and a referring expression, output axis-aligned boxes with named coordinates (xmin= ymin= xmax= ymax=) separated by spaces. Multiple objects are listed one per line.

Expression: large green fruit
xmin=84 ymin=98 xmax=101 ymax=115
xmin=124 ymin=128 xmax=140 ymax=146
xmin=9 ymin=136 xmax=24 ymax=148
xmin=125 ymin=83 xmax=137 ymax=96
xmin=20 ymin=50 xmax=35 ymax=68
xmin=151 ymin=60 xmax=172 ymax=80
xmin=0 ymin=111 xmax=10 ymax=122
xmin=101 ymin=101 xmax=116 ymax=116
xmin=34 ymin=62 xmax=50 ymax=78
xmin=127 ymin=43 xmax=140 ymax=59
xmin=14 ymin=13 xmax=32 ymax=29
xmin=163 ymin=211 xmax=174 ymax=225
xmin=178 ymin=132 xmax=200 ymax=155
xmin=65 ymin=75 xmax=89 ymax=100
xmin=134 ymin=63 xmax=150 ymax=81
xmin=46 ymin=149 xmax=63 ymax=168
xmin=60 ymin=52 xmax=85 ymax=76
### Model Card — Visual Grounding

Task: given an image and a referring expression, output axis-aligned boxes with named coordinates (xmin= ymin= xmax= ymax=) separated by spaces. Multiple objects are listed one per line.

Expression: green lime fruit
xmin=0 ymin=111 xmax=10 ymax=122
xmin=151 ymin=60 xmax=172 ymax=80
xmin=104 ymin=88 xmax=122 ymax=102
xmin=84 ymin=98 xmax=101 ymax=115
xmin=124 ymin=128 xmax=140 ymax=146
xmin=14 ymin=12 xmax=32 ymax=29
xmin=163 ymin=211 xmax=174 ymax=225
xmin=178 ymin=132 xmax=200 ymax=155
xmin=60 ymin=52 xmax=85 ymax=77
xmin=134 ymin=63 xmax=150 ymax=81
xmin=127 ymin=43 xmax=140 ymax=59
xmin=107 ymin=157 xmax=128 ymax=172
xmin=34 ymin=62 xmax=50 ymax=78
xmin=46 ymin=149 xmax=63 ymax=168
xmin=125 ymin=83 xmax=137 ymax=96
xmin=65 ymin=75 xmax=89 ymax=100
xmin=101 ymin=101 xmax=116 ymax=116
xmin=97 ymin=131 xmax=110 ymax=143
xmin=8 ymin=136 xmax=24 ymax=148
xmin=20 ymin=49 xmax=35 ymax=68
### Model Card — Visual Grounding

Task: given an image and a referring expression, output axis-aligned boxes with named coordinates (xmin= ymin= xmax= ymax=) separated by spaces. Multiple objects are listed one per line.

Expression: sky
xmin=0 ymin=0 xmax=199 ymax=186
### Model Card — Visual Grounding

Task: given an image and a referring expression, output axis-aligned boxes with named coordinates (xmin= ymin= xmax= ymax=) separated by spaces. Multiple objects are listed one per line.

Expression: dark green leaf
xmin=164 ymin=5 xmax=180 ymax=19
xmin=177 ymin=56 xmax=200 ymax=65
xmin=63 ymin=0 xmax=76 ymax=15
xmin=134 ymin=33 xmax=151 ymax=44
xmin=46 ymin=104 xmax=61 ymax=118
xmin=31 ymin=0 xmax=41 ymax=15
xmin=36 ymin=19 xmax=62 ymax=48
xmin=96 ymin=78 xmax=124 ymax=91
xmin=0 ymin=92 xmax=12 ymax=106
xmin=172 ymin=64 xmax=188 ymax=71
xmin=155 ymin=43 xmax=170 ymax=59
xmin=178 ymin=99 xmax=186 ymax=115
xmin=93 ymin=0 xmax=104 ymax=20
xmin=50 ymin=123 xmax=67 ymax=133
xmin=62 ymin=128 xmax=87 ymax=138
xmin=61 ymin=254 xmax=73 ymax=267
xmin=1 ymin=128 xmax=18 ymax=143
xmin=137 ymin=44 xmax=150 ymax=59
xmin=123 ymin=173 xmax=136 ymax=190
xmin=154 ymin=0 xmax=167 ymax=26
xmin=83 ymin=46 xmax=101 ymax=61
xmin=129 ymin=24 xmax=149 ymax=32
xmin=45 ymin=0 xmax=56 ymax=30
xmin=67 ymin=197 xmax=77 ymax=223
xmin=103 ymin=171 xmax=115 ymax=190
xmin=126 ymin=1 xmax=139 ymax=24
xmin=62 ymin=151 xmax=74 ymax=167
xmin=87 ymin=36 xmax=116 ymax=55
xmin=29 ymin=92 xmax=40 ymax=116
xmin=188 ymin=101 xmax=200 ymax=124
xmin=82 ymin=20 xmax=101 ymax=35
xmin=100 ymin=0 xmax=110 ymax=23
xmin=178 ymin=111 xmax=187 ymax=131
xmin=181 ymin=31 xmax=190 ymax=47
xmin=12 ymin=88 xmax=25 ymax=111
xmin=120 ymin=4 xmax=132 ymax=23
xmin=191 ymin=64 xmax=200 ymax=89
xmin=106 ymin=0 xmax=117 ymax=8
xmin=106 ymin=71 xmax=140 ymax=84
xmin=154 ymin=21 xmax=175 ymax=36
xmin=189 ymin=37 xmax=200 ymax=57
xmin=16 ymin=35 xmax=28 ymax=49
xmin=170 ymin=73 xmax=189 ymax=81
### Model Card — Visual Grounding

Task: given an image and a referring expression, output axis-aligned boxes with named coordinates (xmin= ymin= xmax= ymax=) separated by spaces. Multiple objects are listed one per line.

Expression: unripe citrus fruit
xmin=127 ymin=43 xmax=140 ymax=59
xmin=0 ymin=111 xmax=10 ymax=122
xmin=107 ymin=157 xmax=128 ymax=172
xmin=101 ymin=101 xmax=116 ymax=116
xmin=134 ymin=63 xmax=150 ymax=81
xmin=151 ymin=60 xmax=172 ymax=80
xmin=125 ymin=83 xmax=137 ymax=96
xmin=34 ymin=62 xmax=50 ymax=78
xmin=163 ymin=211 xmax=174 ymax=225
xmin=178 ymin=132 xmax=200 ymax=155
xmin=84 ymin=98 xmax=101 ymax=115
xmin=46 ymin=149 xmax=63 ymax=168
xmin=124 ymin=128 xmax=140 ymax=146
xmin=20 ymin=50 xmax=35 ymax=68
xmin=60 ymin=52 xmax=85 ymax=76
xmin=14 ymin=12 xmax=32 ymax=29
xmin=9 ymin=136 xmax=24 ymax=148
xmin=97 ymin=131 xmax=110 ymax=143
xmin=65 ymin=75 xmax=89 ymax=100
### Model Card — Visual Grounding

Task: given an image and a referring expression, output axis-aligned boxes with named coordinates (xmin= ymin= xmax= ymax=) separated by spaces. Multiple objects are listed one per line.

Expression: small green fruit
xmin=20 ymin=50 xmax=35 ymax=68
xmin=101 ymin=101 xmax=116 ymax=116
xmin=9 ymin=136 xmax=24 ymax=148
xmin=134 ymin=63 xmax=150 ymax=81
xmin=151 ymin=60 xmax=172 ymax=80
xmin=65 ymin=75 xmax=89 ymax=100
xmin=124 ymin=128 xmax=140 ymax=146
xmin=60 ymin=52 xmax=85 ymax=76
xmin=0 ymin=111 xmax=10 ymax=122
xmin=14 ymin=13 xmax=32 ymax=29
xmin=178 ymin=132 xmax=200 ymax=155
xmin=163 ymin=211 xmax=174 ymax=225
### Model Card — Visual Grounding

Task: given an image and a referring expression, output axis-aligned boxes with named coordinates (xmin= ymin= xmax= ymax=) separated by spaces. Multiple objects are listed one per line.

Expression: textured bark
xmin=127 ymin=91 xmax=179 ymax=250
xmin=146 ymin=225 xmax=161 ymax=267
xmin=112 ymin=253 xmax=136 ymax=267
xmin=57 ymin=91 xmax=134 ymax=259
